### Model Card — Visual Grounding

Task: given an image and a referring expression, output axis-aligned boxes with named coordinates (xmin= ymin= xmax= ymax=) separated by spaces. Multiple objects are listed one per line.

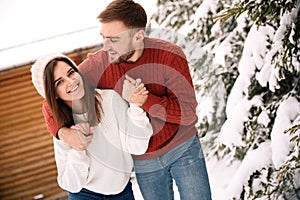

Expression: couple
xmin=31 ymin=0 xmax=211 ymax=199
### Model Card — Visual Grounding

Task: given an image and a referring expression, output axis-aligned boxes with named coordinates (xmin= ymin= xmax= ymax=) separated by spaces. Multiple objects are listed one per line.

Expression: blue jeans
xmin=68 ymin=181 xmax=134 ymax=200
xmin=134 ymin=135 xmax=211 ymax=200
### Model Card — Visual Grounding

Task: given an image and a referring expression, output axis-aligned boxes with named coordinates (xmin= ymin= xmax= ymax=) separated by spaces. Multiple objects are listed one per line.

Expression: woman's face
xmin=53 ymin=61 xmax=84 ymax=102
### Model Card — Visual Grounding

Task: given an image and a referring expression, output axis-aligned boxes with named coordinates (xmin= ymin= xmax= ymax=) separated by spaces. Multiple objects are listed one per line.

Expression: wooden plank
xmin=0 ymin=116 xmax=45 ymax=133
xmin=0 ymin=72 xmax=31 ymax=86
xmin=0 ymin=124 xmax=47 ymax=145
xmin=0 ymin=163 xmax=56 ymax=186
xmin=0 ymin=166 xmax=57 ymax=190
xmin=1 ymin=175 xmax=58 ymax=197
xmin=0 ymin=138 xmax=52 ymax=160
xmin=0 ymin=122 xmax=47 ymax=143
xmin=0 ymin=86 xmax=37 ymax=102
xmin=0 ymin=67 xmax=29 ymax=81
xmin=0 ymin=98 xmax=42 ymax=113
xmin=0 ymin=95 xmax=42 ymax=113
xmin=0 ymin=135 xmax=53 ymax=163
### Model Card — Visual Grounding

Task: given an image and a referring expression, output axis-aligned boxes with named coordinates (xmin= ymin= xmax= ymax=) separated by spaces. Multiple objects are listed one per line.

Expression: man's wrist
xmin=57 ymin=127 xmax=66 ymax=142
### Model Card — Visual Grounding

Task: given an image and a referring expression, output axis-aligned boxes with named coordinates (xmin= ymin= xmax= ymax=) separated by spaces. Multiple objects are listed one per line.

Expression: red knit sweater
xmin=42 ymin=37 xmax=198 ymax=160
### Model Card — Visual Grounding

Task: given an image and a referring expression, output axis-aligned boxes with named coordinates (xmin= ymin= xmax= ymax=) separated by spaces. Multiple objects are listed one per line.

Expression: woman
xmin=30 ymin=53 xmax=153 ymax=199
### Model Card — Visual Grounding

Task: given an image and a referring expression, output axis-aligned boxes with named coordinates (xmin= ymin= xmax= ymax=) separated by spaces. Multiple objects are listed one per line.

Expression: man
xmin=42 ymin=0 xmax=211 ymax=199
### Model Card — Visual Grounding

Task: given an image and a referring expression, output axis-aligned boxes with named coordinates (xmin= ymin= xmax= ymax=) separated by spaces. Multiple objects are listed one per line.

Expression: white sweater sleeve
xmin=53 ymin=138 xmax=90 ymax=193
xmin=112 ymin=92 xmax=153 ymax=155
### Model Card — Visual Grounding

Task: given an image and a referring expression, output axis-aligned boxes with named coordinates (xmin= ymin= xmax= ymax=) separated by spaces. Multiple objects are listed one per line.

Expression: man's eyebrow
xmin=100 ymin=33 xmax=120 ymax=39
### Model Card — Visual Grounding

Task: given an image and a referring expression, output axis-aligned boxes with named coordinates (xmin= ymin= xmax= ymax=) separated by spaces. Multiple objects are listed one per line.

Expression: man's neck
xmin=127 ymin=40 xmax=145 ymax=63
xmin=127 ymin=49 xmax=143 ymax=62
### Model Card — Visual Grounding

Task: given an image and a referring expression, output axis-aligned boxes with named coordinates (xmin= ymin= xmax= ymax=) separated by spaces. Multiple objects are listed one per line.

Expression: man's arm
xmin=141 ymin=50 xmax=198 ymax=126
xmin=42 ymin=100 xmax=59 ymax=137
xmin=42 ymin=101 xmax=92 ymax=150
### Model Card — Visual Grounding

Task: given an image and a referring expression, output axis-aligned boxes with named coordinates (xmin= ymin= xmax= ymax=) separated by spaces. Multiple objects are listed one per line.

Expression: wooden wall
xmin=0 ymin=46 xmax=100 ymax=200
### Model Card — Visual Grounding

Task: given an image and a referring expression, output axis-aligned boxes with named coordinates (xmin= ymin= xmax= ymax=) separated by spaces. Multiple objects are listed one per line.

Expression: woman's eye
xmin=68 ymin=70 xmax=75 ymax=76
xmin=55 ymin=80 xmax=62 ymax=87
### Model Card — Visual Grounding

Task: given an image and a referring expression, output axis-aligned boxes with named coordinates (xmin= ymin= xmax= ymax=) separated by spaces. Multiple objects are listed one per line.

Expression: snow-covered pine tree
xmin=216 ymin=0 xmax=300 ymax=199
xmin=150 ymin=0 xmax=300 ymax=199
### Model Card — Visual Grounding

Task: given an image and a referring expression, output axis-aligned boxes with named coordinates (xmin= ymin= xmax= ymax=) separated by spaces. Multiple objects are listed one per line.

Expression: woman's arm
xmin=112 ymin=91 xmax=153 ymax=155
xmin=53 ymin=138 xmax=90 ymax=193
xmin=42 ymin=101 xmax=93 ymax=151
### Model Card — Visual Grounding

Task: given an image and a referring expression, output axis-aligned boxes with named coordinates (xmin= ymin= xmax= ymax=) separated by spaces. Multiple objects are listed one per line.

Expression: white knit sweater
xmin=53 ymin=89 xmax=153 ymax=194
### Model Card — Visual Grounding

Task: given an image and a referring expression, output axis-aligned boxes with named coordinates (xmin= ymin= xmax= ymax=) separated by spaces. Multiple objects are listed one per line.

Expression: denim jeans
xmin=133 ymin=135 xmax=211 ymax=200
xmin=68 ymin=181 xmax=134 ymax=200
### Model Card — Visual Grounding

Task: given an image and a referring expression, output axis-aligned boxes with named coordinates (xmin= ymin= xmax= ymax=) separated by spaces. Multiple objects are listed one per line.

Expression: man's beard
xmin=112 ymin=50 xmax=135 ymax=64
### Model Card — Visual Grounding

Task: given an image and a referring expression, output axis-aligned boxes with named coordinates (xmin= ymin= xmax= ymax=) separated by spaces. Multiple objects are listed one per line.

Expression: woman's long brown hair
xmin=43 ymin=57 xmax=102 ymax=128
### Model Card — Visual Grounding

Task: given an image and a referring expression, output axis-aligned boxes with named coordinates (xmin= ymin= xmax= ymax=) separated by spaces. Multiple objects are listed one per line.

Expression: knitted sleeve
xmin=42 ymin=100 xmax=59 ymax=137
xmin=79 ymin=50 xmax=110 ymax=88
xmin=111 ymin=91 xmax=153 ymax=155
xmin=53 ymin=138 xmax=90 ymax=193
xmin=141 ymin=47 xmax=198 ymax=126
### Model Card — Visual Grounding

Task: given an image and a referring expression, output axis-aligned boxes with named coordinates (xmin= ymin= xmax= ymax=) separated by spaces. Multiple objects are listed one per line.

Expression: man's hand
xmin=122 ymin=74 xmax=149 ymax=106
xmin=130 ymin=84 xmax=149 ymax=106
xmin=57 ymin=123 xmax=94 ymax=151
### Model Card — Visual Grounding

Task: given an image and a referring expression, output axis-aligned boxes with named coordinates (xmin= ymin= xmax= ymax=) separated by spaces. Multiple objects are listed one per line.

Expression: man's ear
xmin=135 ymin=29 xmax=145 ymax=41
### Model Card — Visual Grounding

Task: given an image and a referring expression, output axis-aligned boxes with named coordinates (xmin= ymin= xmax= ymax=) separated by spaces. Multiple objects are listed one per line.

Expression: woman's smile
xmin=68 ymin=83 xmax=79 ymax=94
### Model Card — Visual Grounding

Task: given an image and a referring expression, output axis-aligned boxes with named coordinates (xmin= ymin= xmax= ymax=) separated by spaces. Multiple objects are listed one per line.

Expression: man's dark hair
xmin=97 ymin=0 xmax=147 ymax=29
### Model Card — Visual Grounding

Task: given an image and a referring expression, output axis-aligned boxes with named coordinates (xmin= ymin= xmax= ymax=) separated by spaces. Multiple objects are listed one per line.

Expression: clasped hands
xmin=59 ymin=74 xmax=148 ymax=150
xmin=59 ymin=123 xmax=94 ymax=151
xmin=122 ymin=74 xmax=149 ymax=106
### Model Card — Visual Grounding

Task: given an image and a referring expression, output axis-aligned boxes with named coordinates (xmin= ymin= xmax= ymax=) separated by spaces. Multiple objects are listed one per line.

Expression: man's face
xmin=100 ymin=20 xmax=135 ymax=64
